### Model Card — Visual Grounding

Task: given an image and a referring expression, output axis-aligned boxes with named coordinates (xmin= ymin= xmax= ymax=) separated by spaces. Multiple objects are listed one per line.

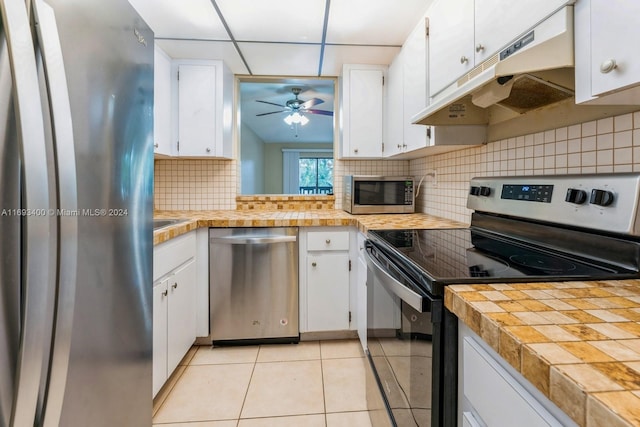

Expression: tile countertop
xmin=445 ymin=281 xmax=640 ymax=427
xmin=153 ymin=210 xmax=466 ymax=245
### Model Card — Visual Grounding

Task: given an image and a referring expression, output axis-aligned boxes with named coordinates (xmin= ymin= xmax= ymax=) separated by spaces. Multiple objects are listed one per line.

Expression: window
xmin=299 ymin=157 xmax=333 ymax=194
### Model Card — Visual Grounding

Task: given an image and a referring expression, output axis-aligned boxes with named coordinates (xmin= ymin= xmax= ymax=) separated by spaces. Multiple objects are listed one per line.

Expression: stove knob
xmin=590 ymin=189 xmax=615 ymax=206
xmin=479 ymin=186 xmax=491 ymax=197
xmin=469 ymin=186 xmax=480 ymax=196
xmin=565 ymin=188 xmax=587 ymax=204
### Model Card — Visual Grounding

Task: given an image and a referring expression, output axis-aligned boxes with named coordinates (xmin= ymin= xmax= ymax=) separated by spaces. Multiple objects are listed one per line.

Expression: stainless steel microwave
xmin=343 ymin=176 xmax=415 ymax=214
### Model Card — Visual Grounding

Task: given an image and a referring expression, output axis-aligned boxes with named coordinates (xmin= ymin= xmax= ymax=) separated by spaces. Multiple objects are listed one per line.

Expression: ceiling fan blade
xmin=300 ymin=98 xmax=324 ymax=109
xmin=256 ymin=100 xmax=286 ymax=108
xmin=256 ymin=110 xmax=288 ymax=116
xmin=305 ymin=109 xmax=333 ymax=116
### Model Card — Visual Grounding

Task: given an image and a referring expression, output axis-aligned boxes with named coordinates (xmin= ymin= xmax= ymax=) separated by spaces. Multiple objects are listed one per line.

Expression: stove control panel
xmin=467 ymin=173 xmax=640 ymax=236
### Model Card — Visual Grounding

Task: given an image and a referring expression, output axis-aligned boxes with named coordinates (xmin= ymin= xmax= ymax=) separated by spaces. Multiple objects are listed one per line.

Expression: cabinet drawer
xmin=307 ymin=231 xmax=349 ymax=251
xmin=154 ymin=231 xmax=196 ymax=281
xmin=463 ymin=336 xmax=561 ymax=426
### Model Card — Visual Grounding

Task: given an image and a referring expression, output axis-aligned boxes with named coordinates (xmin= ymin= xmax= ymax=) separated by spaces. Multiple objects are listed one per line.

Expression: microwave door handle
xmin=0 ymin=0 xmax=52 ymax=425
xmin=32 ymin=1 xmax=79 ymax=426
xmin=364 ymin=248 xmax=430 ymax=312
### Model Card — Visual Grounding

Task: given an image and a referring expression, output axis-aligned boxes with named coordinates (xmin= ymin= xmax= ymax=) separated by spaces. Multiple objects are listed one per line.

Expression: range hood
xmin=413 ymin=6 xmax=575 ymax=127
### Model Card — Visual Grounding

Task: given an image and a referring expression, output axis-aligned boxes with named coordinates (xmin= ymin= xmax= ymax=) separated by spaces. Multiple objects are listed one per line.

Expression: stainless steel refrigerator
xmin=0 ymin=0 xmax=153 ymax=426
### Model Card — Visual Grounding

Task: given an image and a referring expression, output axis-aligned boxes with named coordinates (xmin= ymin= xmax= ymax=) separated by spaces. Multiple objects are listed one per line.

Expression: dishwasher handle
xmin=210 ymin=235 xmax=297 ymax=245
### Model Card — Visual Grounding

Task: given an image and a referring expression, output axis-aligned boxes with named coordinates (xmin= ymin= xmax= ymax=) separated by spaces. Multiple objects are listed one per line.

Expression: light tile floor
xmin=153 ymin=340 xmax=373 ymax=427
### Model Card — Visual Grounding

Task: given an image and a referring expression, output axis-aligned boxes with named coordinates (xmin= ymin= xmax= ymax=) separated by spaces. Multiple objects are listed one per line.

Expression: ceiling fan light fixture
xmin=283 ymin=112 xmax=309 ymax=126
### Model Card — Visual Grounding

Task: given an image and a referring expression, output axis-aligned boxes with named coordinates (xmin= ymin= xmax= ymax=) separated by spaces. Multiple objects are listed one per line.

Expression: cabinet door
xmin=474 ymin=0 xmax=568 ymax=64
xmin=590 ymin=0 xmax=640 ymax=96
xmin=167 ymin=259 xmax=196 ymax=374
xmin=428 ymin=0 xmax=474 ymax=97
xmin=152 ymin=279 xmax=169 ymax=397
xmin=341 ymin=65 xmax=385 ymax=158
xmin=384 ymin=54 xmax=404 ymax=157
xmin=178 ymin=64 xmax=218 ymax=157
xmin=356 ymin=257 xmax=367 ymax=351
xmin=154 ymin=45 xmax=173 ymax=156
xmin=306 ymin=253 xmax=350 ymax=331
xmin=403 ymin=16 xmax=429 ymax=152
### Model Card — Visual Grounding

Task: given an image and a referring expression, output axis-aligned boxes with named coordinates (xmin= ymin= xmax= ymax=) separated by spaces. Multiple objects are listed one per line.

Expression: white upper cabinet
xmin=575 ymin=0 xmax=640 ymax=104
xmin=428 ymin=0 xmax=474 ymax=97
xmin=384 ymin=15 xmax=429 ymax=157
xmin=176 ymin=60 xmax=233 ymax=158
xmin=340 ymin=64 xmax=386 ymax=159
xmin=428 ymin=0 xmax=571 ymax=98
xmin=384 ymin=55 xmax=405 ymax=157
xmin=402 ymin=16 xmax=429 ymax=153
xmin=385 ymin=14 xmax=484 ymax=158
xmin=154 ymin=45 xmax=173 ymax=156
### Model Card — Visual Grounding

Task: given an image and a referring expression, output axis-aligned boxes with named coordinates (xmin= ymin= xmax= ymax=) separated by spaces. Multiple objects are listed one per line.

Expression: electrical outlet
xmin=426 ymin=169 xmax=437 ymax=187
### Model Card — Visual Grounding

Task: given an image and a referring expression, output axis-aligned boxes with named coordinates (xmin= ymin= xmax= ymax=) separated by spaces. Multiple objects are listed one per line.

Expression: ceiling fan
xmin=255 ymin=87 xmax=333 ymax=119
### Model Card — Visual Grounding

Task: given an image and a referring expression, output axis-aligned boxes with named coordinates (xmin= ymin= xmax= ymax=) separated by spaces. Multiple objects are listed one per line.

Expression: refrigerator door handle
xmin=32 ymin=1 xmax=78 ymax=426
xmin=0 ymin=0 xmax=52 ymax=426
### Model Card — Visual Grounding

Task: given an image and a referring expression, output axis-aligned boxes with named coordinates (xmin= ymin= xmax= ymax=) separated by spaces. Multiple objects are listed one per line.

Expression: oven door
xmin=364 ymin=241 xmax=443 ymax=427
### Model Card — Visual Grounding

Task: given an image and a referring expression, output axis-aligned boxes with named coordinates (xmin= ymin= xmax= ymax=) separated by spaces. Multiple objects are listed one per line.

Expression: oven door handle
xmin=365 ymin=247 xmax=433 ymax=312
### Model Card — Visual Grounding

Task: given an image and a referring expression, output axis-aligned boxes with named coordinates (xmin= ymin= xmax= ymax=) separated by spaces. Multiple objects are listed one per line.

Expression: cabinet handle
xmin=154 ymin=142 xmax=159 ymax=148
xmin=402 ymin=143 xmax=407 ymax=149
xmin=460 ymin=55 xmax=468 ymax=64
xmin=475 ymin=44 xmax=484 ymax=53
xmin=161 ymin=290 xmax=168 ymax=297
xmin=325 ymin=239 xmax=331 ymax=244
xmin=397 ymin=144 xmax=402 ymax=149
xmin=600 ymin=59 xmax=617 ymax=74
xmin=172 ymin=283 xmax=178 ymax=289
xmin=206 ymin=147 xmax=211 ymax=153
xmin=312 ymin=262 xmax=317 ymax=267
xmin=354 ymin=148 xmax=359 ymax=154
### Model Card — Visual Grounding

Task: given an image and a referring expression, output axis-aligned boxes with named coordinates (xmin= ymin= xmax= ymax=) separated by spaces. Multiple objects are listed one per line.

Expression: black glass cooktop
xmin=368 ymin=228 xmax=640 ymax=295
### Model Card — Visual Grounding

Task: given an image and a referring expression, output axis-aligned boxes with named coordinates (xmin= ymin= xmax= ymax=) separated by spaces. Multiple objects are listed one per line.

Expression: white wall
xmin=240 ymin=123 xmax=265 ymax=194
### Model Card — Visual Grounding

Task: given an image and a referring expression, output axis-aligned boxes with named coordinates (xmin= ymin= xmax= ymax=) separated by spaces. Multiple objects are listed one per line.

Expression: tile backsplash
xmin=155 ymin=111 xmax=640 ymax=217
xmin=411 ymin=111 xmax=640 ymax=224
xmin=154 ymin=159 xmax=236 ymax=210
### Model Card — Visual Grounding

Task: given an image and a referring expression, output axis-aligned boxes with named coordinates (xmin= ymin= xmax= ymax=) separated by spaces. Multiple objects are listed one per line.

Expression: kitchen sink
xmin=153 ymin=218 xmax=188 ymax=230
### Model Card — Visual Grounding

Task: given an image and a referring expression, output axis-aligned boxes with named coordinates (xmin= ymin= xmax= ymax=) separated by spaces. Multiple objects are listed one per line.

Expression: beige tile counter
xmin=153 ymin=210 xmax=466 ymax=245
xmin=446 ymin=280 xmax=640 ymax=427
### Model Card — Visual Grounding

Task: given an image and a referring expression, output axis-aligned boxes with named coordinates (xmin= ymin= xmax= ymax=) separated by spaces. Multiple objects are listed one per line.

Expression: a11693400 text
xmin=1 ymin=208 xmax=129 ymax=217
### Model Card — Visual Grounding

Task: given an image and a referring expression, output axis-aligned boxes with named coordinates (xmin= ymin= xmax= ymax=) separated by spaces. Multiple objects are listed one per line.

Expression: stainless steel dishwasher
xmin=209 ymin=227 xmax=299 ymax=344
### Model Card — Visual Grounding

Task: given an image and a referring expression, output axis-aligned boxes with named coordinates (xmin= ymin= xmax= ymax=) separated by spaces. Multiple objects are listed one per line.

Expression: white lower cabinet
xmin=459 ymin=322 xmax=577 ymax=427
xmin=306 ymin=253 xmax=350 ymax=331
xmin=356 ymin=231 xmax=368 ymax=351
xmin=152 ymin=279 xmax=169 ymax=397
xmin=166 ymin=260 xmax=196 ymax=373
xmin=153 ymin=232 xmax=197 ymax=397
xmin=299 ymin=228 xmax=352 ymax=333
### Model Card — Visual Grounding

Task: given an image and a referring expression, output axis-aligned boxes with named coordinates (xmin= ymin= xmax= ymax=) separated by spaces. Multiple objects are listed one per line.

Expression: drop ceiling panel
xmin=129 ymin=0 xmax=228 ymax=40
xmin=321 ymin=45 xmax=400 ymax=76
xmin=216 ymin=0 xmax=327 ymax=43
xmin=239 ymin=43 xmax=321 ymax=76
xmin=326 ymin=0 xmax=432 ymax=45
xmin=155 ymin=40 xmax=248 ymax=74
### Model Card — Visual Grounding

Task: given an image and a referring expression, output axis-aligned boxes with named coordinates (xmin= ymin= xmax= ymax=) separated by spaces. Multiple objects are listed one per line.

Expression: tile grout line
xmin=319 ymin=345 xmax=328 ymax=427
xmin=236 ymin=349 xmax=259 ymax=424
xmin=152 ymin=345 xmax=200 ymax=420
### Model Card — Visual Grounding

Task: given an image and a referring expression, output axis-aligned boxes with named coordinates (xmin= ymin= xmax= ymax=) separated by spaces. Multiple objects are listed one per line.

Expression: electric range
xmin=363 ymin=173 xmax=640 ymax=427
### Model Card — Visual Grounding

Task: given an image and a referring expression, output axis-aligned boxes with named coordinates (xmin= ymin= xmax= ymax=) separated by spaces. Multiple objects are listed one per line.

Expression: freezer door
xmin=47 ymin=1 xmax=154 ymax=426
xmin=0 ymin=0 xmax=53 ymax=425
